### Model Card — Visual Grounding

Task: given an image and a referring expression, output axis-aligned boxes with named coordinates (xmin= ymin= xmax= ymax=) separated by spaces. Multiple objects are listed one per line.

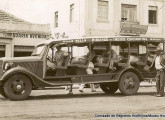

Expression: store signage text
xmin=3 ymin=33 xmax=49 ymax=39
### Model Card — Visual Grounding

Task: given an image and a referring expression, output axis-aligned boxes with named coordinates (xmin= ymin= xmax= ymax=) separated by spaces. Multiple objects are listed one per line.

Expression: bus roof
xmin=36 ymin=36 xmax=165 ymax=47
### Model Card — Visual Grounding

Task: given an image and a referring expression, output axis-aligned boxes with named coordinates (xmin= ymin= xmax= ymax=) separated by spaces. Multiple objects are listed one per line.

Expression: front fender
xmin=0 ymin=66 xmax=54 ymax=87
xmin=115 ymin=67 xmax=144 ymax=82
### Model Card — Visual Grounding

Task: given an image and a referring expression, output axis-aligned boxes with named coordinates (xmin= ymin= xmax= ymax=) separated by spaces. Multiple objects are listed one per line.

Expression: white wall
xmin=0 ymin=22 xmax=50 ymax=33
xmin=51 ymin=0 xmax=86 ymax=38
xmin=86 ymin=0 xmax=165 ymax=37
xmin=140 ymin=0 xmax=164 ymax=38
xmin=85 ymin=0 xmax=115 ymax=36
xmin=52 ymin=0 xmax=165 ymax=38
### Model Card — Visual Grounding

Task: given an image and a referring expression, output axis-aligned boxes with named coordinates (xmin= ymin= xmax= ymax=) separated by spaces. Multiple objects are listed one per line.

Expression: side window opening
xmin=71 ymin=45 xmax=89 ymax=65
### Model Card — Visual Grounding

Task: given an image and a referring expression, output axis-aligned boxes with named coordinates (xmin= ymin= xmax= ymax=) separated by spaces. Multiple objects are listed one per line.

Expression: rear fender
xmin=115 ymin=67 xmax=144 ymax=82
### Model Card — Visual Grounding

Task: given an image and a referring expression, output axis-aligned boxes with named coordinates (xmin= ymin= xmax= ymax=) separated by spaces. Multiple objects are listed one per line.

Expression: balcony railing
xmin=120 ymin=21 xmax=148 ymax=36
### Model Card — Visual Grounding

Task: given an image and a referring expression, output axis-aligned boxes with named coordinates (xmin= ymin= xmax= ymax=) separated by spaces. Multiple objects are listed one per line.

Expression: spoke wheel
xmin=100 ymin=82 xmax=118 ymax=94
xmin=119 ymin=72 xmax=140 ymax=95
xmin=4 ymin=74 xmax=32 ymax=101
xmin=0 ymin=85 xmax=7 ymax=98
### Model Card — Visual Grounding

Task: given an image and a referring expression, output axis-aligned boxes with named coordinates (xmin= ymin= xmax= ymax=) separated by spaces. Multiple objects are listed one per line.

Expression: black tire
xmin=119 ymin=72 xmax=140 ymax=95
xmin=4 ymin=74 xmax=32 ymax=101
xmin=100 ymin=82 xmax=118 ymax=94
xmin=0 ymin=85 xmax=7 ymax=98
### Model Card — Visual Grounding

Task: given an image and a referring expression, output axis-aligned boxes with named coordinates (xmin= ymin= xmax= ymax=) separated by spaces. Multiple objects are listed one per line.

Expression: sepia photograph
xmin=0 ymin=0 xmax=165 ymax=120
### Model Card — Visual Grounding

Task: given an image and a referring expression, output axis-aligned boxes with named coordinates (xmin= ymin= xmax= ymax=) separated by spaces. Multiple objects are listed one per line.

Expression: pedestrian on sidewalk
xmin=154 ymin=45 xmax=165 ymax=97
xmin=79 ymin=62 xmax=96 ymax=92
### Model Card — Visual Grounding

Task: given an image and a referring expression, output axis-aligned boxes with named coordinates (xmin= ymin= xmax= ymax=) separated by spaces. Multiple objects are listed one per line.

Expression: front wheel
xmin=100 ymin=82 xmax=118 ymax=94
xmin=119 ymin=72 xmax=140 ymax=95
xmin=0 ymin=85 xmax=7 ymax=98
xmin=4 ymin=74 xmax=32 ymax=101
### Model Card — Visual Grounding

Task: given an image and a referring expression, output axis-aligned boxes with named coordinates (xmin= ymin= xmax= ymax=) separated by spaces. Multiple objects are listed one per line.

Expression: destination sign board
xmin=61 ymin=37 xmax=163 ymax=44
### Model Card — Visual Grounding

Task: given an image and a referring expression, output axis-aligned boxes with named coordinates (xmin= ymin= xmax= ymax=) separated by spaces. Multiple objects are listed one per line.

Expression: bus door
xmin=93 ymin=41 xmax=111 ymax=73
xmin=45 ymin=43 xmax=71 ymax=77
xmin=68 ymin=42 xmax=92 ymax=75
xmin=129 ymin=41 xmax=147 ymax=70
xmin=114 ymin=41 xmax=130 ymax=68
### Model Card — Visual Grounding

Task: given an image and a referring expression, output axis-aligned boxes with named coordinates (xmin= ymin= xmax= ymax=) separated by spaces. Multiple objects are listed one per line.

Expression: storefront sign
xmin=2 ymin=32 xmax=49 ymax=39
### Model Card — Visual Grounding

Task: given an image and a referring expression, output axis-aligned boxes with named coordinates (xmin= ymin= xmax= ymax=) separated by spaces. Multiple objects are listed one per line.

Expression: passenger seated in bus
xmin=143 ymin=52 xmax=156 ymax=71
xmin=129 ymin=55 xmax=140 ymax=66
xmin=109 ymin=49 xmax=118 ymax=70
xmin=96 ymin=49 xmax=118 ymax=71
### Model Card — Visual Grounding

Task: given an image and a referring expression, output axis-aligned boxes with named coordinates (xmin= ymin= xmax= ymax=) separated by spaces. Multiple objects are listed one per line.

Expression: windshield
xmin=31 ymin=45 xmax=45 ymax=56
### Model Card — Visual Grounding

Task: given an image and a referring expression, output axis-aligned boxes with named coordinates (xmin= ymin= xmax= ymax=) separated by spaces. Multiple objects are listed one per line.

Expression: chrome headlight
xmin=4 ymin=63 xmax=13 ymax=71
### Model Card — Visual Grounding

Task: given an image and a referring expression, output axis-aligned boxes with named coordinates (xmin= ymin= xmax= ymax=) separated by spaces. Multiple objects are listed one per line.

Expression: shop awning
xmin=14 ymin=45 xmax=34 ymax=52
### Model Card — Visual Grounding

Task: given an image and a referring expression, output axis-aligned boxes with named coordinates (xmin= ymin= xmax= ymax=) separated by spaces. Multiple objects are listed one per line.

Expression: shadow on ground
xmin=28 ymin=92 xmax=124 ymax=100
xmin=26 ymin=91 xmax=158 ymax=101
xmin=0 ymin=91 xmax=158 ymax=101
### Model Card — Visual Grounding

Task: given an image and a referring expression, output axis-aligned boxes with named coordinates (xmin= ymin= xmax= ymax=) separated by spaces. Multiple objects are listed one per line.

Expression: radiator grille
xmin=0 ymin=60 xmax=3 ymax=78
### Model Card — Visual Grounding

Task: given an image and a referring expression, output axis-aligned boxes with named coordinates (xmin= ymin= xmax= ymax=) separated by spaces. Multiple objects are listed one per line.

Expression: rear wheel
xmin=4 ymin=74 xmax=32 ymax=101
xmin=100 ymin=82 xmax=118 ymax=94
xmin=0 ymin=85 xmax=7 ymax=98
xmin=119 ymin=72 xmax=140 ymax=95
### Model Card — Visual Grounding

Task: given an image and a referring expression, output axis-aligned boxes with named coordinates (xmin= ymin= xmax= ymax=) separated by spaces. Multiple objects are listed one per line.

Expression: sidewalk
xmin=140 ymin=81 xmax=156 ymax=87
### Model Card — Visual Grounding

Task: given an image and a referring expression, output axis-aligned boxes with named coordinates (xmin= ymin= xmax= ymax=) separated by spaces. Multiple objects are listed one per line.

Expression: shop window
xmin=54 ymin=11 xmax=58 ymax=27
xmin=70 ymin=4 xmax=74 ymax=22
xmin=148 ymin=6 xmax=157 ymax=24
xmin=121 ymin=4 xmax=137 ymax=22
xmin=97 ymin=0 xmax=109 ymax=21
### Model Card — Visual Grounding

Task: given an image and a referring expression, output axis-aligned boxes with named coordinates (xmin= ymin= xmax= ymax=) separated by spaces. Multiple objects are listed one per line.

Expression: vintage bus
xmin=0 ymin=36 xmax=164 ymax=100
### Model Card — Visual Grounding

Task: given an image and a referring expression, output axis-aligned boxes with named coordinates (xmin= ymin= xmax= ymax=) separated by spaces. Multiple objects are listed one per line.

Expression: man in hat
xmin=155 ymin=45 xmax=165 ymax=97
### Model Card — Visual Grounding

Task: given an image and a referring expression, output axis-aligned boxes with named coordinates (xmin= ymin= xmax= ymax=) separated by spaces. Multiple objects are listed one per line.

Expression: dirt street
xmin=0 ymin=85 xmax=165 ymax=120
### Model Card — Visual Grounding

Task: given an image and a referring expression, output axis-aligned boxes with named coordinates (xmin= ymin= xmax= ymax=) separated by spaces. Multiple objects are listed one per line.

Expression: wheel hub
xmin=12 ymin=80 xmax=25 ymax=93
xmin=125 ymin=77 xmax=135 ymax=89
xmin=16 ymin=85 xmax=22 ymax=90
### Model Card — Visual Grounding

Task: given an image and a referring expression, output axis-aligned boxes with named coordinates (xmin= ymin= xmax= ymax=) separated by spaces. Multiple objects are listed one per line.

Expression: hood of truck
xmin=0 ymin=56 xmax=42 ymax=75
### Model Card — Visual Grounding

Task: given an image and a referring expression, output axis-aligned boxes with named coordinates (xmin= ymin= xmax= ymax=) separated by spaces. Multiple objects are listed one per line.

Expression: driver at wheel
xmin=54 ymin=46 xmax=64 ymax=66
xmin=47 ymin=46 xmax=64 ymax=70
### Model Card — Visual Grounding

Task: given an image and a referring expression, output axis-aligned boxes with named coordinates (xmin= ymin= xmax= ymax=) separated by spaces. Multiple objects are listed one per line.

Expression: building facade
xmin=0 ymin=10 xmax=50 ymax=57
xmin=52 ymin=0 xmax=165 ymax=39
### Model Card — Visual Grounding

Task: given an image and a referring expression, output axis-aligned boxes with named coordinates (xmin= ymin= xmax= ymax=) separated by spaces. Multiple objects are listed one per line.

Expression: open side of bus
xmin=0 ymin=37 xmax=164 ymax=100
